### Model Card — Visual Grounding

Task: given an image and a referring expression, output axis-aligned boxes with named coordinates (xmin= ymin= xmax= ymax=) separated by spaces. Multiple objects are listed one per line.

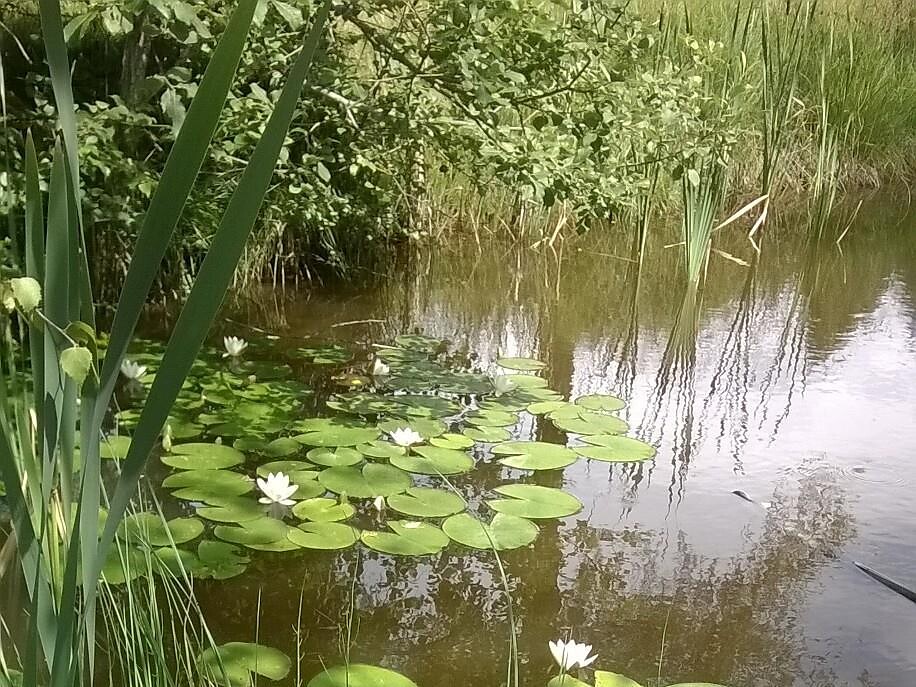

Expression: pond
xmin=57 ymin=196 xmax=916 ymax=686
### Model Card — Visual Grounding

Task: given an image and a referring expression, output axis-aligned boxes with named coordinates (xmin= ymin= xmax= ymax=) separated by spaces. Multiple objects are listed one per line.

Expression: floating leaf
xmin=214 ymin=518 xmax=290 ymax=546
xmin=119 ymin=512 xmax=204 ymax=546
xmin=256 ymin=460 xmax=313 ymax=477
xmin=162 ymin=442 xmax=245 ymax=470
xmin=395 ymin=333 xmax=442 ymax=353
xmin=306 ymin=447 xmax=363 ymax=467
xmin=551 ymin=410 xmax=628 ymax=435
xmin=573 ymin=436 xmax=656 ymax=462
xmin=487 ymin=484 xmax=582 ymax=519
xmin=101 ymin=547 xmax=145 ymax=585
xmin=198 ymin=541 xmax=249 ymax=580
xmin=594 ymin=672 xmax=646 ymax=687
xmin=547 ymin=676 xmax=591 ymax=687
xmin=287 ymin=522 xmax=359 ymax=550
xmin=153 ymin=548 xmax=206 ymax=577
xmin=575 ymin=394 xmax=626 ymax=413
xmin=442 ymin=513 xmax=538 ymax=550
xmin=308 ymin=664 xmax=419 ymax=687
xmin=198 ymin=643 xmax=291 ymax=684
xmin=526 ymin=400 xmax=568 ymax=415
xmin=467 ymin=409 xmax=518 ymax=428
xmin=196 ymin=497 xmax=264 ymax=524
xmin=378 ymin=418 xmax=446 ymax=439
xmin=492 ymin=441 xmax=578 ymax=470
xmin=503 ymin=374 xmax=548 ymax=389
xmin=391 ymin=446 xmax=474 ymax=475
xmin=292 ymin=497 xmax=355 ymax=522
xmin=265 ymin=437 xmax=301 ymax=457
xmin=247 ymin=537 xmax=301 ymax=552
xmin=318 ymin=464 xmax=411 ymax=499
xmin=463 ymin=426 xmax=511 ymax=443
xmin=295 ymin=423 xmax=380 ymax=447
xmin=356 ymin=440 xmax=407 ymax=461
xmin=361 ymin=520 xmax=450 ymax=556
xmin=101 ymin=435 xmax=132 ymax=459
xmin=430 ymin=433 xmax=475 ymax=450
xmin=387 ymin=487 xmax=465 ymax=518
xmin=163 ymin=469 xmax=252 ymax=496
xmin=496 ymin=357 xmax=546 ymax=371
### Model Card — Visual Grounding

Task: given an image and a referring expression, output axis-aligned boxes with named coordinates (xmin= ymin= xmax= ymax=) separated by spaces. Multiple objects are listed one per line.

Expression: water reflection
xmin=205 ymin=195 xmax=916 ymax=686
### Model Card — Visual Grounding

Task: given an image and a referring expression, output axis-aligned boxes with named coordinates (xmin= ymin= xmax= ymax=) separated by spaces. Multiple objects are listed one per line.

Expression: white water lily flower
xmin=373 ymin=496 xmax=385 ymax=512
xmin=389 ymin=427 xmax=423 ymax=447
xmin=371 ymin=357 xmax=390 ymax=377
xmin=256 ymin=472 xmax=298 ymax=506
xmin=490 ymin=375 xmax=517 ymax=396
xmin=223 ymin=336 xmax=248 ymax=358
xmin=549 ymin=639 xmax=598 ymax=672
xmin=120 ymin=360 xmax=148 ymax=380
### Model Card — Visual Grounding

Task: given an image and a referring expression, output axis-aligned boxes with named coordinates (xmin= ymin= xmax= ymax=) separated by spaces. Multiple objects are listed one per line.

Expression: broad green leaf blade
xmin=93 ymin=1 xmax=332 ymax=605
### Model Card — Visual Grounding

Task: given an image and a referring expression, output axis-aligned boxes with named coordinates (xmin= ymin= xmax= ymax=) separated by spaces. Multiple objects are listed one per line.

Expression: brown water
xmin=198 ymin=198 xmax=916 ymax=687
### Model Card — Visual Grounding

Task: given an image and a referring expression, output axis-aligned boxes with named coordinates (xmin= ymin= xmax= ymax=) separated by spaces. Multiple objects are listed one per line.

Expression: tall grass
xmin=0 ymin=0 xmax=330 ymax=685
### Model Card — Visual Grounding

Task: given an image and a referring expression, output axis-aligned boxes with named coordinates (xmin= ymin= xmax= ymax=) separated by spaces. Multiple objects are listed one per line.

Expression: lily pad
xmin=391 ymin=446 xmax=475 ymax=475
xmin=295 ymin=422 xmax=380 ymax=447
xmin=101 ymin=546 xmax=145 ymax=585
xmin=308 ymin=664 xmax=419 ymax=687
xmin=551 ymin=410 xmax=629 ymax=435
xmin=467 ymin=409 xmax=518 ymax=428
xmin=306 ymin=447 xmax=363 ymax=467
xmin=442 ymin=512 xmax=538 ymax=550
xmin=526 ymin=400 xmax=568 ymax=415
xmin=196 ymin=497 xmax=264 ymax=524
xmin=573 ymin=436 xmax=656 ymax=462
xmin=487 ymin=484 xmax=582 ymax=519
xmin=292 ymin=497 xmax=356 ymax=522
xmin=430 ymin=433 xmax=476 ymax=450
xmin=265 ymin=437 xmax=301 ymax=458
xmin=198 ymin=643 xmax=291 ymax=685
xmin=575 ymin=394 xmax=626 ymax=413
xmin=287 ymin=522 xmax=359 ymax=550
xmin=361 ymin=520 xmax=450 ymax=555
xmin=496 ymin=357 xmax=546 ymax=371
xmin=491 ymin=441 xmax=578 ymax=470
xmin=162 ymin=443 xmax=244 ymax=470
xmin=387 ymin=487 xmax=466 ymax=518
xmin=197 ymin=541 xmax=249 ymax=580
xmin=213 ymin=518 xmax=290 ymax=546
xmin=318 ymin=464 xmax=411 ymax=499
xmin=378 ymin=418 xmax=446 ymax=439
xmin=462 ymin=426 xmax=511 ymax=443
xmin=547 ymin=676 xmax=591 ymax=687
xmin=356 ymin=441 xmax=407 ymax=461
xmin=101 ymin=435 xmax=132 ymax=460
xmin=119 ymin=512 xmax=204 ymax=546
xmin=594 ymin=672 xmax=646 ymax=687
xmin=153 ymin=547 xmax=206 ymax=576
xmin=503 ymin=374 xmax=548 ymax=389
xmin=256 ymin=460 xmax=314 ymax=477
xmin=163 ymin=470 xmax=253 ymax=499
xmin=395 ymin=333 xmax=442 ymax=352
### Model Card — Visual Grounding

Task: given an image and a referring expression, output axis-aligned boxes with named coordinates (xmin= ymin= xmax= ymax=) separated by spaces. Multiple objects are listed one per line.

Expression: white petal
xmin=258 ymin=497 xmax=272 ymax=505
xmin=579 ymin=652 xmax=598 ymax=668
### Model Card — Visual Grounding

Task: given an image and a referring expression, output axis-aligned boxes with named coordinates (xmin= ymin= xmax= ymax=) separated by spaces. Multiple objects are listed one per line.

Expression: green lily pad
xmin=526 ymin=400 xmax=568 ymax=415
xmin=163 ymin=470 xmax=253 ymax=499
xmin=467 ymin=410 xmax=518 ymax=428
xmin=197 ymin=541 xmax=249 ymax=580
xmin=256 ymin=460 xmax=314 ymax=477
xmin=287 ymin=522 xmax=359 ymax=550
xmin=196 ymin=497 xmax=264 ymax=524
xmin=503 ymin=374 xmax=548 ymax=389
xmin=152 ymin=547 xmax=206 ymax=577
xmin=391 ymin=446 xmax=475 ymax=475
xmin=576 ymin=394 xmax=626 ymax=413
xmin=442 ymin=513 xmax=538 ymax=550
xmin=101 ymin=546 xmax=145 ymax=585
xmin=292 ymin=497 xmax=356 ymax=522
xmin=491 ymin=441 xmax=578 ymax=470
xmin=213 ymin=518 xmax=290 ymax=546
xmin=387 ymin=487 xmax=466 ymax=518
xmin=306 ymin=447 xmax=363 ymax=467
xmin=576 ymin=435 xmax=656 ymax=462
xmin=547 ymin=676 xmax=591 ymax=687
xmin=247 ymin=537 xmax=301 ymax=552
xmin=594 ymin=672 xmax=646 ymax=687
xmin=162 ymin=443 xmax=244 ymax=470
xmin=395 ymin=333 xmax=442 ymax=352
xmin=487 ymin=484 xmax=582 ymax=519
xmin=265 ymin=437 xmax=301 ymax=458
xmin=118 ymin=512 xmax=204 ymax=546
xmin=284 ymin=473 xmax=326 ymax=501
xmin=430 ymin=433 xmax=475 ymax=450
xmin=308 ymin=664 xmax=419 ymax=687
xmin=378 ymin=418 xmax=447 ymax=439
xmin=551 ymin=410 xmax=628 ymax=435
xmin=318 ymin=464 xmax=411 ymax=499
xmin=462 ymin=426 xmax=511 ymax=443
xmin=496 ymin=357 xmax=546 ymax=371
xmin=295 ymin=422 xmax=380 ymax=447
xmin=233 ymin=437 xmax=269 ymax=453
xmin=356 ymin=440 xmax=407 ymax=461
xmin=198 ymin=643 xmax=291 ymax=685
xmin=100 ymin=435 xmax=132 ymax=460
xmin=361 ymin=520 xmax=450 ymax=556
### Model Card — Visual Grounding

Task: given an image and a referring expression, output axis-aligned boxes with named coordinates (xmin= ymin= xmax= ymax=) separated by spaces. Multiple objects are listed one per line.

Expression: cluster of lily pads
xmin=105 ymin=332 xmax=657 ymax=583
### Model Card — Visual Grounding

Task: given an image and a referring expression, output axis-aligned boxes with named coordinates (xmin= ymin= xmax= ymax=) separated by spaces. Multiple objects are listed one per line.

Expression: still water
xmin=199 ymin=198 xmax=916 ymax=687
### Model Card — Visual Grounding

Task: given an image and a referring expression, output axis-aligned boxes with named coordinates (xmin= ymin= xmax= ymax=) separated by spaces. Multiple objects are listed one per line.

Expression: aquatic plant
xmin=549 ymin=639 xmax=599 ymax=672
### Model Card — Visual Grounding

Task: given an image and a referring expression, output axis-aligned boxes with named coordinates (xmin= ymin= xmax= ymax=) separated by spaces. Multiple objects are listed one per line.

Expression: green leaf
xmin=361 ymin=520 xmax=450 ymax=556
xmin=575 ymin=394 xmax=626 ymax=413
xmin=390 ymin=446 xmax=475 ymax=475
xmin=60 ymin=346 xmax=93 ymax=385
xmin=551 ymin=410 xmax=628 ymax=436
xmin=214 ymin=518 xmax=289 ymax=546
xmin=318 ymin=464 xmax=411 ymax=499
xmin=496 ymin=357 xmax=546 ymax=371
xmin=308 ymin=665 xmax=419 ymax=687
xmin=594 ymin=672 xmax=645 ymax=687
xmin=387 ymin=487 xmax=465 ymax=518
xmin=306 ymin=447 xmax=363 ymax=467
xmin=442 ymin=513 xmax=538 ymax=550
xmin=573 ymin=436 xmax=656 ymax=462
xmin=196 ymin=497 xmax=264 ymax=524
xmin=491 ymin=441 xmax=578 ymax=471
xmin=547 ymin=676 xmax=591 ymax=687
xmin=100 ymin=435 xmax=132 ymax=460
xmin=197 ymin=541 xmax=250 ymax=580
xmin=10 ymin=277 xmax=42 ymax=312
xmin=272 ymin=0 xmax=303 ymax=28
xmin=198 ymin=643 xmax=291 ymax=683
xmin=287 ymin=522 xmax=359 ymax=550
xmin=291 ymin=497 xmax=355 ymax=522
xmin=487 ymin=484 xmax=582 ymax=519
xmin=161 ymin=442 xmax=245 ymax=470
xmin=118 ymin=512 xmax=204 ymax=546
xmin=315 ymin=160 xmax=331 ymax=183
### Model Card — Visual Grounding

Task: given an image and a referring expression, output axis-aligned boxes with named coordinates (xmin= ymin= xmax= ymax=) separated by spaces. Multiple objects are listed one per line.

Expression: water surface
xmin=200 ymin=198 xmax=916 ymax=687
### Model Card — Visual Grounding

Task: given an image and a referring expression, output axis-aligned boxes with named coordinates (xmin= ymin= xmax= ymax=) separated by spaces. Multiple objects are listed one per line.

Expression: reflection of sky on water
xmin=212 ymin=204 xmax=916 ymax=686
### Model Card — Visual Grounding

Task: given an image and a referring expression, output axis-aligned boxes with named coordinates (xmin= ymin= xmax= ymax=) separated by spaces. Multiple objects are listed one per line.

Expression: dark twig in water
xmin=853 ymin=562 xmax=916 ymax=604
